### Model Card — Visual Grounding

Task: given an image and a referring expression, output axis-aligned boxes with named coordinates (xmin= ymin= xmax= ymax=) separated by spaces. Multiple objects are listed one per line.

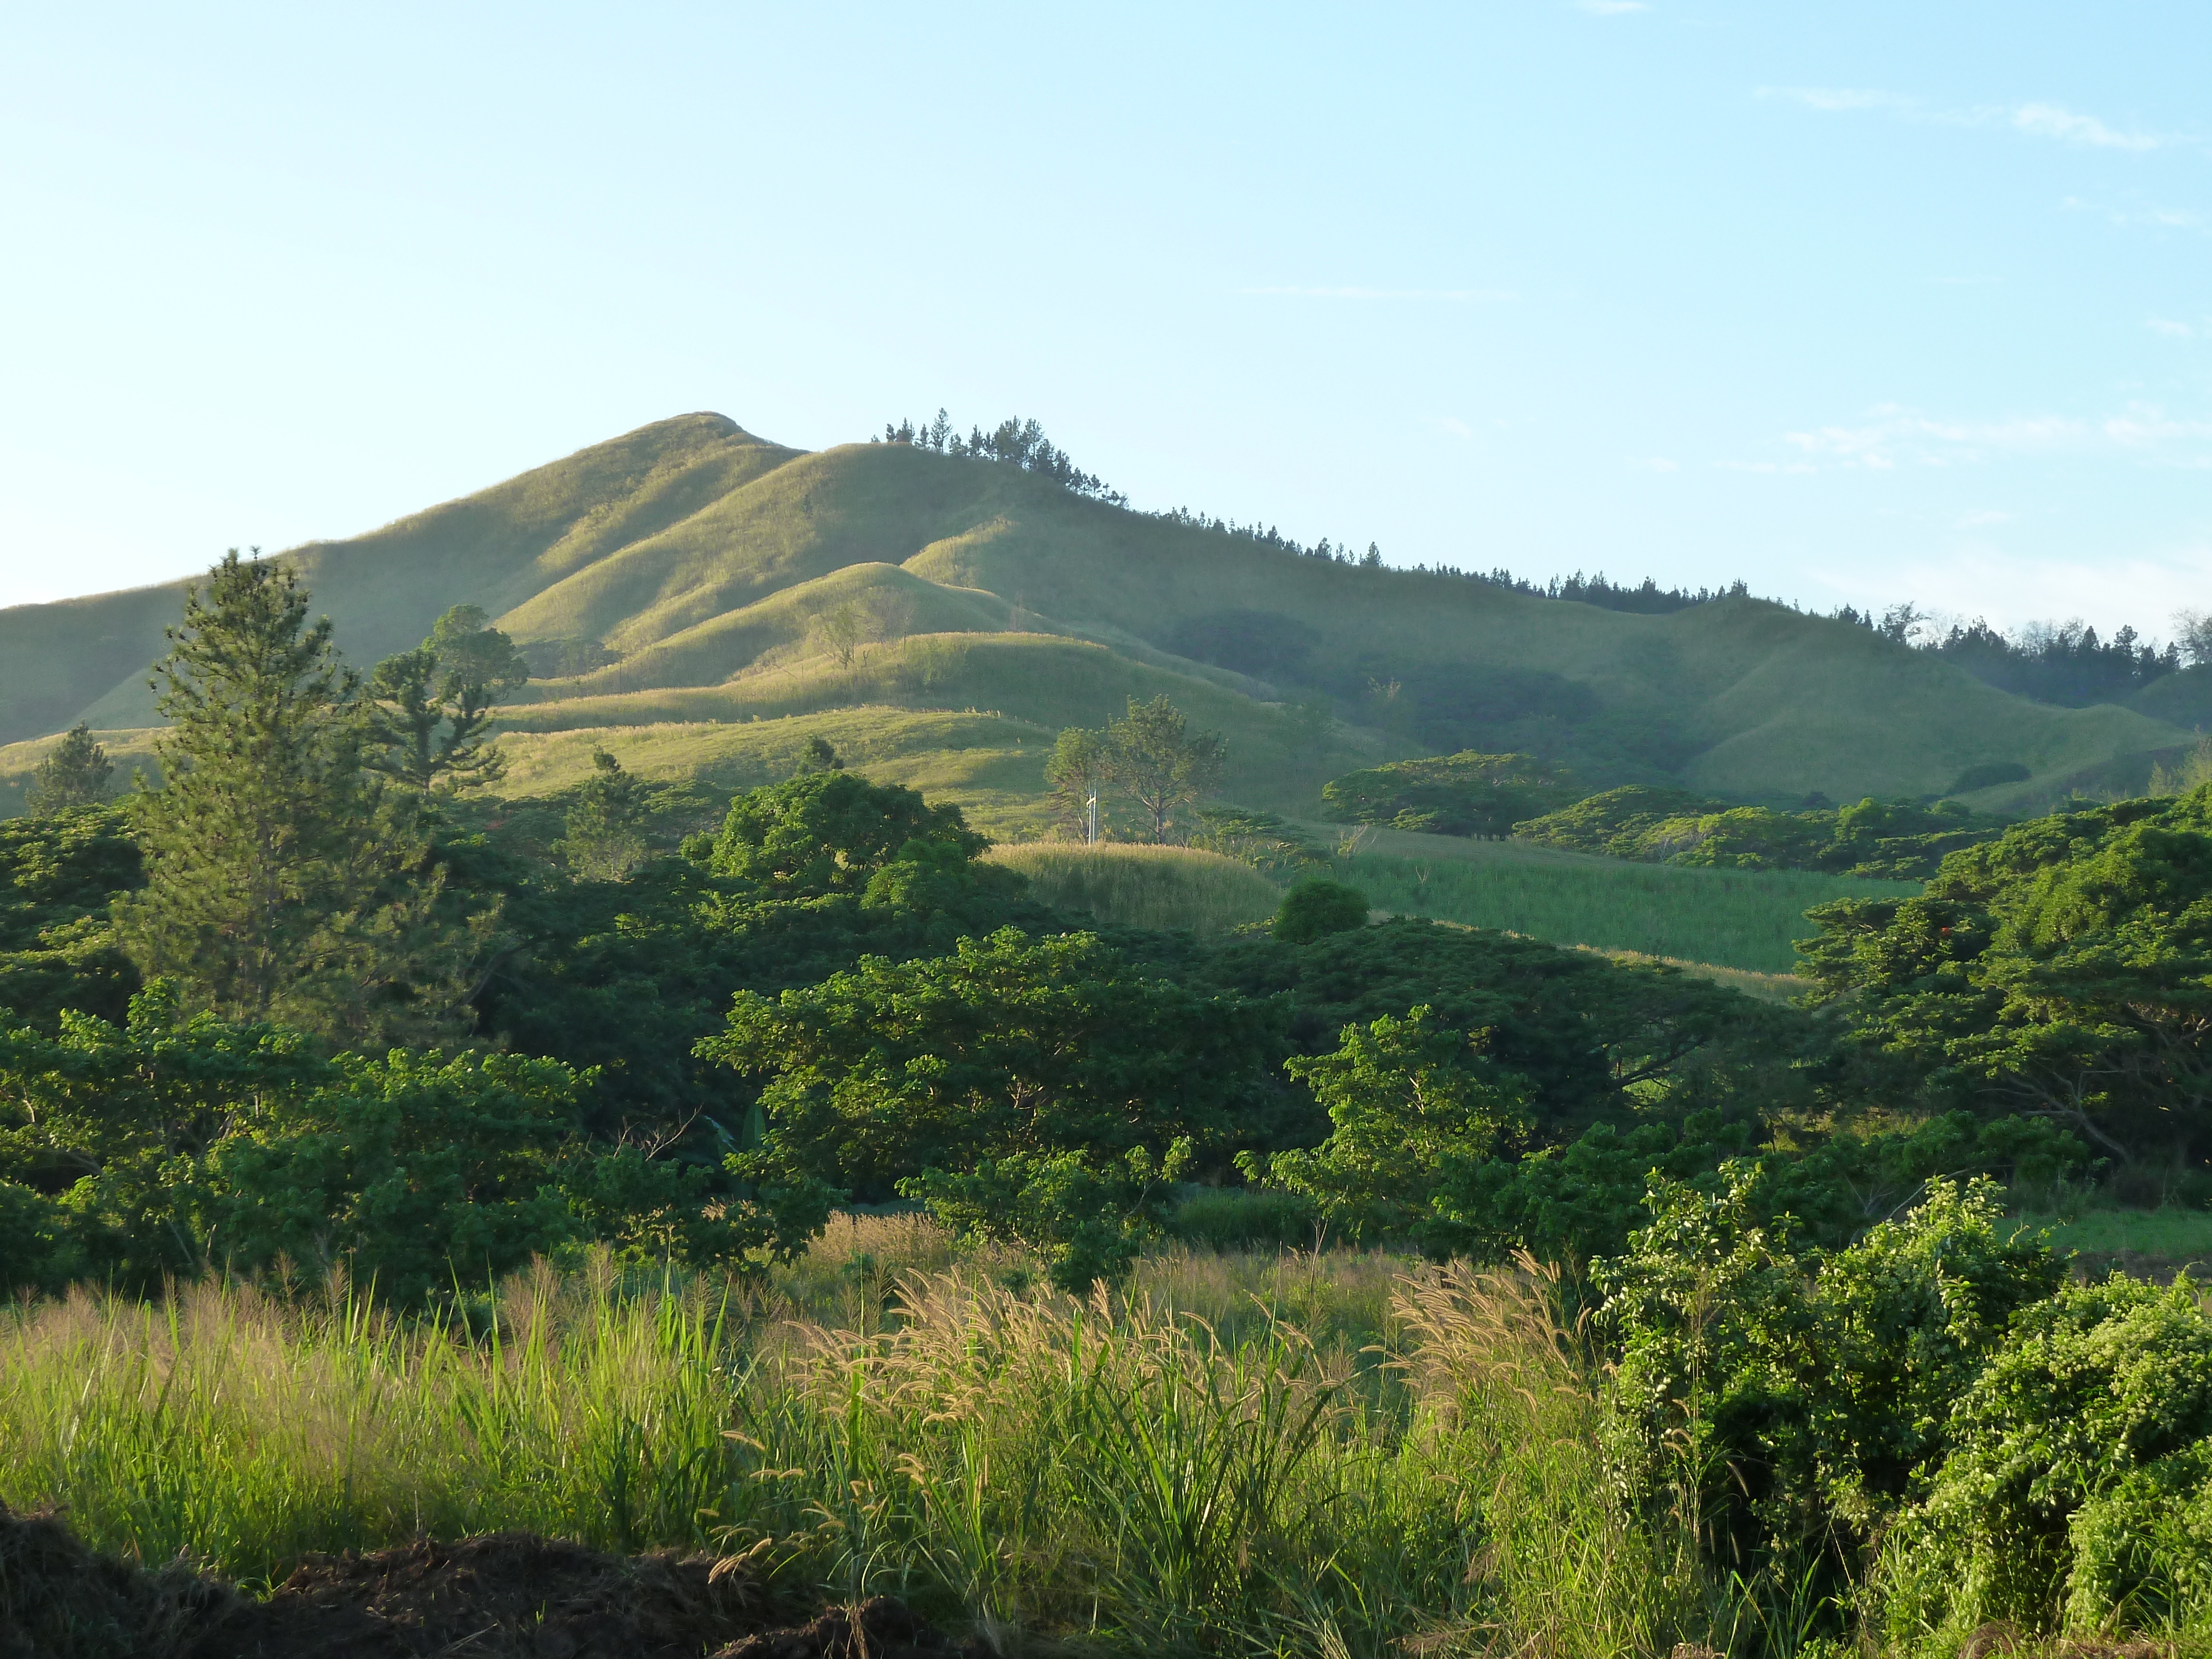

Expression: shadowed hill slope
xmin=0 ymin=413 xmax=2188 ymax=818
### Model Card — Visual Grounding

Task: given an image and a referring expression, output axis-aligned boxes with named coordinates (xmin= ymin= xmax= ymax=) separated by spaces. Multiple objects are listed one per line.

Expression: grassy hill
xmin=1 ymin=411 xmax=2189 ymax=832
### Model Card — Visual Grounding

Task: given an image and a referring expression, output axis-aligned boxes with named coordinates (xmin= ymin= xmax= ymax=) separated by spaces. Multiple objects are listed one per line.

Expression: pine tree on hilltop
xmin=26 ymin=723 xmax=114 ymax=813
xmin=115 ymin=551 xmax=487 ymax=1037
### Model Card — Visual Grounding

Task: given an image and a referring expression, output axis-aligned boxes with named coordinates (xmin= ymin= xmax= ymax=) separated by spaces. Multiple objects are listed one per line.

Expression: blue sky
xmin=2 ymin=2 xmax=2205 ymax=638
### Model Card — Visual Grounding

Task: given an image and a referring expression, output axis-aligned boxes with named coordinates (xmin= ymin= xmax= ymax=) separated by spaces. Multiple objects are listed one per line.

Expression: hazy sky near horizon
xmin=2 ymin=3 xmax=2206 ymax=637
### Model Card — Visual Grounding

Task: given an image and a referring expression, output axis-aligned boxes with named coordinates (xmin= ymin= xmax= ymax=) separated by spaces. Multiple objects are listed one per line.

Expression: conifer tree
xmin=25 ymin=723 xmax=114 ymax=812
xmin=114 ymin=552 xmax=477 ymax=1037
xmin=365 ymin=604 xmax=526 ymax=792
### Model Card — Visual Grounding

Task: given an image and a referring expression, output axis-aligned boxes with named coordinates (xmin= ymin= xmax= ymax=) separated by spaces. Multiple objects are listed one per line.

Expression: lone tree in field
xmin=366 ymin=604 xmax=528 ymax=792
xmin=26 ymin=723 xmax=114 ymax=812
xmin=1044 ymin=726 xmax=1110 ymax=841
xmin=816 ymin=600 xmax=865 ymax=669
xmin=116 ymin=551 xmax=476 ymax=1036
xmin=1104 ymin=695 xmax=1226 ymax=843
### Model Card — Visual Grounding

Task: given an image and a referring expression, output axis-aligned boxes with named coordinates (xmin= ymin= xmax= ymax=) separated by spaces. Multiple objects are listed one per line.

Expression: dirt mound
xmin=0 ymin=1504 xmax=972 ymax=1659
xmin=0 ymin=1504 xmax=243 ymax=1659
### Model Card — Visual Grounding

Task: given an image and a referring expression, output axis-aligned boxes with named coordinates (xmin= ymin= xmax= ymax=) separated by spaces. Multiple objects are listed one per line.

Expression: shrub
xmin=1879 ymin=1274 xmax=2212 ymax=1640
xmin=1272 ymin=878 xmax=1369 ymax=943
xmin=1600 ymin=1174 xmax=2063 ymax=1579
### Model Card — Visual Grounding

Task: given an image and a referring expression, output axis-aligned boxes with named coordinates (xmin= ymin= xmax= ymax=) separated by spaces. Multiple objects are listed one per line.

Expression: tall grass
xmin=985 ymin=842 xmax=1282 ymax=935
xmin=0 ymin=1230 xmax=1730 ymax=1657
xmin=1338 ymin=848 xmax=1919 ymax=973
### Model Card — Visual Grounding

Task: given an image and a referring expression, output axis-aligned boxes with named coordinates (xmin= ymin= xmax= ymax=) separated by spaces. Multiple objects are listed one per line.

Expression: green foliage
xmin=427 ymin=603 xmax=531 ymax=694
xmin=1880 ymin=1274 xmax=2212 ymax=1639
xmin=1207 ymin=917 xmax=1806 ymax=1137
xmin=1600 ymin=1175 xmax=2063 ymax=1577
xmin=0 ymin=982 xmax=758 ymax=1302
xmin=113 ymin=553 xmax=486 ymax=1044
xmin=552 ymin=748 xmax=650 ymax=880
xmin=1324 ymin=750 xmax=1582 ymax=839
xmin=0 ymin=805 xmax=142 ymax=1028
xmin=1255 ymin=1007 xmax=1531 ymax=1249
xmin=1271 ymin=877 xmax=1369 ymax=943
xmin=2151 ymin=731 xmax=2212 ymax=798
xmin=1188 ymin=805 xmax=1323 ymax=877
xmin=1102 ymin=695 xmax=1227 ymax=843
xmin=912 ymin=1139 xmax=1196 ymax=1291
xmin=1043 ymin=725 xmax=1109 ymax=839
xmin=707 ymin=770 xmax=986 ymax=896
xmin=1515 ymin=784 xmax=2002 ymax=879
xmin=364 ymin=603 xmax=527 ymax=795
xmin=695 ymin=927 xmax=1286 ymax=1272
xmin=467 ymin=774 xmax=1041 ymax=1135
xmin=1799 ymin=785 xmax=2212 ymax=1161
xmin=25 ymin=723 xmax=113 ymax=813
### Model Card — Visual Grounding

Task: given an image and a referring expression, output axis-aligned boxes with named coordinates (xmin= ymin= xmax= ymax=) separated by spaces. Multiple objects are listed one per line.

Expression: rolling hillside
xmin=0 ymin=412 xmax=2189 ymax=832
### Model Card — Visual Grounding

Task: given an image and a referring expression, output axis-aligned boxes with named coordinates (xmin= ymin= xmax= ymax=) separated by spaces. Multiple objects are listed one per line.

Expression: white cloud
xmin=1764 ymin=401 xmax=2212 ymax=471
xmin=1241 ymin=286 xmax=1517 ymax=301
xmin=1762 ymin=87 xmax=2179 ymax=154
xmin=2149 ymin=317 xmax=2199 ymax=338
xmin=2013 ymin=103 xmax=2160 ymax=151
xmin=1811 ymin=545 xmax=2212 ymax=638
xmin=2062 ymin=196 xmax=2208 ymax=235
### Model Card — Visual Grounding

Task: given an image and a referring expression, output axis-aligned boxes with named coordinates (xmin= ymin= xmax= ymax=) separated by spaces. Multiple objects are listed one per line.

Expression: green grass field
xmin=0 ymin=1230 xmax=1694 ymax=1655
xmin=984 ymin=842 xmax=1284 ymax=934
xmin=1333 ymin=839 xmax=1917 ymax=973
xmin=2024 ymin=1205 xmax=2212 ymax=1267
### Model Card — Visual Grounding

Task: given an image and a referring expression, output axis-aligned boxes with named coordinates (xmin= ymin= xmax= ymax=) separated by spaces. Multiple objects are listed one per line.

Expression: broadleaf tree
xmin=1103 ymin=695 xmax=1226 ymax=842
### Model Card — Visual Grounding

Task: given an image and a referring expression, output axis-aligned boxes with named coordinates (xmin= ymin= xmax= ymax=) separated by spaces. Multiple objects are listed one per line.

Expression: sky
xmin=1 ymin=2 xmax=2206 ymax=638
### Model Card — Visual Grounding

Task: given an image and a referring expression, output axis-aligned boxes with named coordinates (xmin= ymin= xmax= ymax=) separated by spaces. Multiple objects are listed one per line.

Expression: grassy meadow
xmin=0 ymin=1222 xmax=1716 ymax=1657
xmin=983 ymin=842 xmax=1284 ymax=933
xmin=1332 ymin=837 xmax=1917 ymax=974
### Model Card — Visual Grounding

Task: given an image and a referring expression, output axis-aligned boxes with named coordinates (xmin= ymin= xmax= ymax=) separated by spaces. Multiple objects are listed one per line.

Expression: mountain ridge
xmin=0 ymin=412 xmax=2188 ymax=823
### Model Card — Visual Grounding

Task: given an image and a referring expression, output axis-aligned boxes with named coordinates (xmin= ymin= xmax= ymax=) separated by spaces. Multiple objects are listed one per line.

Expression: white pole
xmin=1087 ymin=793 xmax=1098 ymax=846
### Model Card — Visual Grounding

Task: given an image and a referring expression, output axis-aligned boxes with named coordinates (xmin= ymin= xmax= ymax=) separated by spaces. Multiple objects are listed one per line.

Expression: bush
xmin=1273 ymin=878 xmax=1369 ymax=943
xmin=1879 ymin=1274 xmax=2212 ymax=1640
xmin=1600 ymin=1174 xmax=2063 ymax=1579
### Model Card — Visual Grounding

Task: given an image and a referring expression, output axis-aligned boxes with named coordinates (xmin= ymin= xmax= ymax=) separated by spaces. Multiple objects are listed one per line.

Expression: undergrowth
xmin=0 ymin=1225 xmax=1719 ymax=1658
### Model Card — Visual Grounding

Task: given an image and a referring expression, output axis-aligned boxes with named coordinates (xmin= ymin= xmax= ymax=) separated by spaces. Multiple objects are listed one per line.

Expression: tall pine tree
xmin=26 ymin=723 xmax=114 ymax=812
xmin=115 ymin=552 xmax=485 ymax=1037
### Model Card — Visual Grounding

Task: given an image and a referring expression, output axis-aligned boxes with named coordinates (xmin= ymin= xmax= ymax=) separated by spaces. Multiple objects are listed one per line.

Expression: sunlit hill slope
xmin=0 ymin=412 xmax=2187 ymax=832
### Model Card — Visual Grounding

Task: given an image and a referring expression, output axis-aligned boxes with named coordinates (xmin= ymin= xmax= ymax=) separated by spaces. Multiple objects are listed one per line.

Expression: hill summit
xmin=0 ymin=413 xmax=2187 ymax=830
